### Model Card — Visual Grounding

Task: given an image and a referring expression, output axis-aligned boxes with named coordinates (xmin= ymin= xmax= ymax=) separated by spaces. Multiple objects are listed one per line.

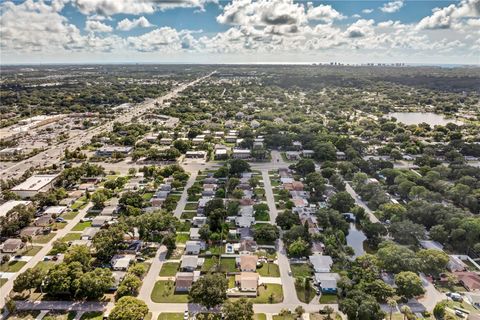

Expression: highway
xmin=0 ymin=72 xmax=215 ymax=182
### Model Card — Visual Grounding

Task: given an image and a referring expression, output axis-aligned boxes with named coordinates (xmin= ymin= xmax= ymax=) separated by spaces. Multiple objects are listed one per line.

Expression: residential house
xmin=314 ymin=273 xmax=340 ymax=293
xmin=1 ymin=238 xmax=24 ymax=253
xmin=185 ymin=240 xmax=204 ymax=255
xmin=292 ymin=141 xmax=303 ymax=150
xmin=20 ymin=226 xmax=42 ymax=238
xmin=336 ymin=151 xmax=346 ymax=160
xmin=181 ymin=255 xmax=199 ymax=272
xmin=309 ymin=255 xmax=333 ymax=273
xmin=192 ymin=216 xmax=207 ymax=227
xmin=236 ymin=216 xmax=255 ymax=228
xmin=286 ymin=151 xmax=301 ymax=161
xmin=238 ymin=255 xmax=258 ymax=272
xmin=302 ymin=150 xmax=314 ymax=158
xmin=232 ymin=149 xmax=251 ymax=159
xmin=175 ymin=272 xmax=194 ymax=292
xmin=82 ymin=227 xmax=101 ymax=240
xmin=455 ymin=272 xmax=480 ymax=291
xmin=111 ymin=254 xmax=135 ymax=271
xmin=235 ymin=272 xmax=259 ymax=293
xmin=190 ymin=228 xmax=200 ymax=240
xmin=239 ymin=239 xmax=258 ymax=253
xmin=185 ymin=151 xmax=206 ymax=159
xmin=34 ymin=215 xmax=52 ymax=227
xmin=92 ymin=215 xmax=112 ymax=227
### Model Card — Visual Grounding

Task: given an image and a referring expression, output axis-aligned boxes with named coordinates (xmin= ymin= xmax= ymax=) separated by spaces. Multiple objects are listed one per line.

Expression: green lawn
xmin=34 ymin=233 xmax=56 ymax=244
xmin=21 ymin=246 xmax=42 ymax=256
xmin=0 ymin=278 xmax=7 ymax=287
xmin=72 ymin=221 xmax=92 ymax=231
xmin=257 ymin=263 xmax=280 ymax=277
xmin=255 ymin=210 xmax=270 ymax=221
xmin=231 ymin=284 xmax=283 ymax=304
xmin=0 ymin=260 xmax=27 ymax=272
xmin=272 ymin=315 xmax=295 ymax=320
xmin=80 ymin=311 xmax=104 ymax=320
xmin=62 ymin=210 xmax=79 ymax=220
xmin=201 ymin=257 xmax=217 ymax=272
xmin=60 ymin=233 xmax=81 ymax=242
xmin=180 ymin=211 xmax=196 ymax=219
xmin=219 ymin=258 xmax=236 ymax=273
xmin=175 ymin=233 xmax=190 ymax=244
xmin=254 ymin=314 xmax=267 ymax=320
xmin=34 ymin=261 xmax=56 ymax=272
xmin=295 ymin=279 xmax=316 ymax=303
xmin=291 ymin=264 xmax=312 ymax=278
xmin=151 ymin=280 xmax=189 ymax=303
xmin=158 ymin=313 xmax=183 ymax=320
xmin=42 ymin=311 xmax=76 ymax=320
xmin=319 ymin=294 xmax=338 ymax=304
xmin=184 ymin=203 xmax=198 ymax=210
xmin=159 ymin=262 xmax=179 ymax=277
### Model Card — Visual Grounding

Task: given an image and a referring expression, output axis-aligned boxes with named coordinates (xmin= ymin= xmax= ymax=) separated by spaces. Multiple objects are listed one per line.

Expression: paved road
xmin=138 ymin=245 xmax=168 ymax=306
xmin=0 ymin=203 xmax=93 ymax=309
xmin=174 ymin=171 xmax=198 ymax=219
xmin=261 ymin=170 xmax=278 ymax=224
xmin=1 ymin=72 xmax=215 ymax=181
xmin=344 ymin=181 xmax=379 ymax=223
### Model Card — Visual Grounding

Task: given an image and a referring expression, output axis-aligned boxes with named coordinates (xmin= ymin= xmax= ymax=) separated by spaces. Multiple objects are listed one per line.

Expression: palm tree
xmin=400 ymin=305 xmax=411 ymax=320
xmin=387 ymin=298 xmax=397 ymax=320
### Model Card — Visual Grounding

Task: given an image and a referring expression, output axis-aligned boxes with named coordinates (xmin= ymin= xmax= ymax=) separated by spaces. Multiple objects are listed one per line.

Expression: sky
xmin=1 ymin=0 xmax=479 ymax=65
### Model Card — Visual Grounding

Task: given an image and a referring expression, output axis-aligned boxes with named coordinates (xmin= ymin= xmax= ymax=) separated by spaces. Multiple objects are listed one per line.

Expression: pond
xmin=387 ymin=112 xmax=463 ymax=126
xmin=347 ymin=223 xmax=366 ymax=258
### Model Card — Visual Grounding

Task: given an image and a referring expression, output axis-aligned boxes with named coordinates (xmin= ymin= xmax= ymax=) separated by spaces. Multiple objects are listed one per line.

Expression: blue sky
xmin=1 ymin=0 xmax=479 ymax=64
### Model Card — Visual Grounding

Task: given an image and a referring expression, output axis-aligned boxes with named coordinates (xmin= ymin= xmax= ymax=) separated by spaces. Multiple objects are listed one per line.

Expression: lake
xmin=347 ymin=223 xmax=366 ymax=258
xmin=387 ymin=112 xmax=463 ymax=126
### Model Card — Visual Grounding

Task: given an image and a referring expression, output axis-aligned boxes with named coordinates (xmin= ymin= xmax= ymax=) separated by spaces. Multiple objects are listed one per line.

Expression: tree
xmin=291 ymin=159 xmax=315 ymax=176
xmin=253 ymin=224 xmax=279 ymax=243
xmin=222 ymin=298 xmax=254 ymax=320
xmin=204 ymin=198 xmax=225 ymax=217
xmin=189 ymin=273 xmax=227 ymax=309
xmin=64 ymin=245 xmax=91 ymax=270
xmin=91 ymin=190 xmax=108 ymax=208
xmin=429 ymin=225 xmax=449 ymax=244
xmin=288 ymin=238 xmax=310 ymax=257
xmin=276 ymin=210 xmax=300 ymax=230
xmin=227 ymin=159 xmax=250 ymax=176
xmin=395 ymin=272 xmax=425 ymax=299
xmin=400 ymin=305 xmax=412 ymax=320
xmin=75 ymin=268 xmax=114 ymax=299
xmin=433 ymin=301 xmax=447 ymax=319
xmin=173 ymin=139 xmax=191 ymax=153
xmin=387 ymin=298 xmax=397 ymax=320
xmin=359 ymin=279 xmax=395 ymax=302
xmin=295 ymin=305 xmax=305 ymax=318
xmin=377 ymin=242 xmax=420 ymax=273
xmin=329 ymin=191 xmax=355 ymax=213
xmin=93 ymin=225 xmax=125 ymax=262
xmin=314 ymin=142 xmax=337 ymax=162
xmin=13 ymin=268 xmax=45 ymax=295
xmin=389 ymin=220 xmax=425 ymax=245
xmin=116 ymin=274 xmax=142 ymax=299
xmin=416 ymin=249 xmax=449 ymax=277
xmin=323 ymin=306 xmax=334 ymax=320
xmin=109 ymin=296 xmax=149 ymax=320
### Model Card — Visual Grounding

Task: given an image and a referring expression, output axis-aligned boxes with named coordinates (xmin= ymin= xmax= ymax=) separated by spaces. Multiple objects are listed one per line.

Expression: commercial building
xmin=11 ymin=174 xmax=59 ymax=198
xmin=96 ymin=146 xmax=133 ymax=157
xmin=0 ymin=200 xmax=32 ymax=218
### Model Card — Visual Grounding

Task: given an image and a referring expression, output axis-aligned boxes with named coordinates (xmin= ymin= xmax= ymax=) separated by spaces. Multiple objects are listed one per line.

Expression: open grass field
xmin=158 ymin=313 xmax=183 ymax=320
xmin=21 ymin=246 xmax=42 ymax=256
xmin=290 ymin=263 xmax=312 ymax=278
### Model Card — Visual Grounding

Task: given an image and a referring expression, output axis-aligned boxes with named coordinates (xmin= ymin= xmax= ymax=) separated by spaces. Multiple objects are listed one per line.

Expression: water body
xmin=387 ymin=112 xmax=463 ymax=126
xmin=347 ymin=223 xmax=367 ymax=258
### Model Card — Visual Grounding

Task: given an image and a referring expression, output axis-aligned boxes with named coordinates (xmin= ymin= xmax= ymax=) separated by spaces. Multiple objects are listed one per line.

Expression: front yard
xmin=151 ymin=280 xmax=189 ymax=303
xmin=159 ymin=262 xmax=179 ymax=277
xmin=257 ymin=263 xmax=280 ymax=277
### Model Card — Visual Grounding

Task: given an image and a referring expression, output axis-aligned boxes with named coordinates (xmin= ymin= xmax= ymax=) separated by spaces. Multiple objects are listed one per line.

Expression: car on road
xmin=184 ymin=311 xmax=189 ymax=320
xmin=288 ymin=270 xmax=292 ymax=276
xmin=14 ymin=255 xmax=22 ymax=259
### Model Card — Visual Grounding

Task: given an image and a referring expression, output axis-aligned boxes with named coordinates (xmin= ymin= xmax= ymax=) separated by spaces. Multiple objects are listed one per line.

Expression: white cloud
xmin=85 ymin=19 xmax=113 ymax=32
xmin=127 ymin=27 xmax=196 ymax=52
xmin=417 ymin=0 xmax=480 ymax=29
xmin=362 ymin=9 xmax=374 ymax=14
xmin=117 ymin=16 xmax=154 ymax=31
xmin=306 ymin=4 xmax=346 ymax=23
xmin=72 ymin=0 xmax=212 ymax=16
xmin=345 ymin=19 xmax=375 ymax=38
xmin=380 ymin=0 xmax=404 ymax=13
